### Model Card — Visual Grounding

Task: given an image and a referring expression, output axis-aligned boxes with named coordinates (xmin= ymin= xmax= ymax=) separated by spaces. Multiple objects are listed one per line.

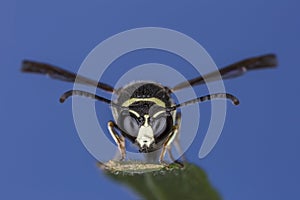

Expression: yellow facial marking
xmin=129 ymin=109 xmax=140 ymax=118
xmin=121 ymin=98 xmax=166 ymax=108
xmin=152 ymin=110 xmax=166 ymax=118
xmin=144 ymin=114 xmax=149 ymax=127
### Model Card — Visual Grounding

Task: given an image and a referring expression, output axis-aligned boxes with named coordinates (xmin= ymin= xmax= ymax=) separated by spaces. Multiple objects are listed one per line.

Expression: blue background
xmin=1 ymin=0 xmax=299 ymax=199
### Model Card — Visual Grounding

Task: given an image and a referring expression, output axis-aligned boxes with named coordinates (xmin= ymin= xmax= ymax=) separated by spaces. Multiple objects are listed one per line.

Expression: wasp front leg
xmin=107 ymin=121 xmax=126 ymax=161
xmin=168 ymin=112 xmax=186 ymax=164
xmin=159 ymin=125 xmax=179 ymax=166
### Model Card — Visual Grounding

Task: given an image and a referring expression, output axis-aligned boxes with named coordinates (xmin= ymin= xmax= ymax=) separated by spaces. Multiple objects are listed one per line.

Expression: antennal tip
xmin=59 ymin=93 xmax=69 ymax=103
xmin=233 ymin=98 xmax=240 ymax=105
xmin=59 ymin=90 xmax=74 ymax=103
xmin=225 ymin=93 xmax=240 ymax=106
xmin=59 ymin=97 xmax=65 ymax=103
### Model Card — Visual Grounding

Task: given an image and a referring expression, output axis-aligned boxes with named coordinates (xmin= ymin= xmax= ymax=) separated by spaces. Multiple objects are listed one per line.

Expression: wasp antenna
xmin=59 ymin=90 xmax=112 ymax=104
xmin=167 ymin=93 xmax=239 ymax=111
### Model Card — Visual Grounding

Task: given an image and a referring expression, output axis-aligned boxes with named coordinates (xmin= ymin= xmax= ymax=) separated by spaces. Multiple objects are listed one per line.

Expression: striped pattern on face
xmin=121 ymin=97 xmax=166 ymax=108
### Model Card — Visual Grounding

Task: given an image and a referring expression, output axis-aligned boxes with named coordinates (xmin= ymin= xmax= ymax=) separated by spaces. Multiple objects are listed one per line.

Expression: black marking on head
xmin=116 ymin=82 xmax=172 ymax=107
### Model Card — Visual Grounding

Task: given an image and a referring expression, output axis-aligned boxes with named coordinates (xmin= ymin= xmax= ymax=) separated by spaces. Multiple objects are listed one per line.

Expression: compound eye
xmin=152 ymin=116 xmax=167 ymax=136
xmin=123 ymin=116 xmax=139 ymax=137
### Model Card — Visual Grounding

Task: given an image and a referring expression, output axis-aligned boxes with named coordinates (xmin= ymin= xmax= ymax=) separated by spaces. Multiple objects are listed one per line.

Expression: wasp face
xmin=118 ymin=101 xmax=173 ymax=153
xmin=135 ymin=114 xmax=155 ymax=152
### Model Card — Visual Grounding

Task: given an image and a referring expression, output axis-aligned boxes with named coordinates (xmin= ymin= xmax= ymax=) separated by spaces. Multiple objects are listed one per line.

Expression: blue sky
xmin=1 ymin=0 xmax=300 ymax=199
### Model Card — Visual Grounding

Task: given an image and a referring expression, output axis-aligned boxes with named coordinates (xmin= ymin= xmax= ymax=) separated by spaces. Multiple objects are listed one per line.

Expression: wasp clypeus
xmin=21 ymin=54 xmax=277 ymax=166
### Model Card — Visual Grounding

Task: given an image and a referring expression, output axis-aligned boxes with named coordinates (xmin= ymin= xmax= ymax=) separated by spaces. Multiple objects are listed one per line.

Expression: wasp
xmin=21 ymin=54 xmax=277 ymax=165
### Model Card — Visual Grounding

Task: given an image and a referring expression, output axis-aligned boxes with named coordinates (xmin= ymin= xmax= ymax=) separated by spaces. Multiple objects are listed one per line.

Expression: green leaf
xmin=98 ymin=161 xmax=221 ymax=200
